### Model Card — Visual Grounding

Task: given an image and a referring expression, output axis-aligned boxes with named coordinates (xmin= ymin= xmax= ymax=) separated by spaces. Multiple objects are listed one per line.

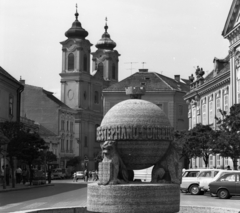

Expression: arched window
xmin=98 ymin=62 xmax=103 ymax=73
xmin=112 ymin=63 xmax=116 ymax=79
xmin=94 ymin=91 xmax=99 ymax=104
xmin=68 ymin=53 xmax=74 ymax=71
xmin=83 ymin=54 xmax=88 ymax=71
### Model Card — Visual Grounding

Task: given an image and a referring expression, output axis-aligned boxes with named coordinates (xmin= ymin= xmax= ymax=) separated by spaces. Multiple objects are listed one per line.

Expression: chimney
xmin=139 ymin=69 xmax=148 ymax=72
xmin=174 ymin=75 xmax=180 ymax=82
xmin=19 ymin=76 xmax=25 ymax=85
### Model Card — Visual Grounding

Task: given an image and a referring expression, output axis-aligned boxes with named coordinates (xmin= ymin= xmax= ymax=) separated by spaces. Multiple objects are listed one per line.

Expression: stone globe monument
xmin=87 ymin=87 xmax=183 ymax=213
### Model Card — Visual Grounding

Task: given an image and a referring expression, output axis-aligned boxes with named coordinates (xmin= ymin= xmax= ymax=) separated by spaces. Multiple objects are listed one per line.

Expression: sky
xmin=0 ymin=0 xmax=232 ymax=99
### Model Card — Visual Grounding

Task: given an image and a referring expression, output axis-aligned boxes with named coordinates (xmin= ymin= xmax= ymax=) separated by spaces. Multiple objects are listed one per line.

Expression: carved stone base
xmin=87 ymin=182 xmax=180 ymax=213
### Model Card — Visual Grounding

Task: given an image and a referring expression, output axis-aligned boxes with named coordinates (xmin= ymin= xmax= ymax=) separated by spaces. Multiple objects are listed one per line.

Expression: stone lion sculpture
xmin=151 ymin=139 xmax=183 ymax=184
xmin=98 ymin=140 xmax=129 ymax=185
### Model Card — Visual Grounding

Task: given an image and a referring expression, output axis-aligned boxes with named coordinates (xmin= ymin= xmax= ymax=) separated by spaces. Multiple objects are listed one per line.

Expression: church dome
xmin=65 ymin=9 xmax=88 ymax=39
xmin=96 ymin=21 xmax=116 ymax=50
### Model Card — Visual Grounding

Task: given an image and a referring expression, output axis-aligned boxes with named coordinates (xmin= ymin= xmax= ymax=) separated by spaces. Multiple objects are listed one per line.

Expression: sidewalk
xmin=0 ymin=182 xmax=54 ymax=193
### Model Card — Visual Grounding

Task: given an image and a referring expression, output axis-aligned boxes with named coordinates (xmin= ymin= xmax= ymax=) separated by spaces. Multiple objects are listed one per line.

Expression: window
xmin=66 ymin=140 xmax=69 ymax=152
xmin=83 ymin=91 xmax=87 ymax=100
xmin=192 ymin=107 xmax=196 ymax=128
xmin=199 ymin=157 xmax=203 ymax=168
xmin=216 ymin=98 xmax=221 ymax=119
xmin=67 ymin=121 xmax=69 ymax=131
xmin=94 ymin=91 xmax=99 ymax=104
xmin=83 ymin=54 xmax=87 ymax=71
xmin=84 ymin=136 xmax=88 ymax=147
xmin=224 ymin=95 xmax=229 ymax=113
xmin=61 ymin=138 xmax=64 ymax=151
xmin=189 ymin=118 xmax=192 ymax=130
xmin=209 ymin=155 xmax=213 ymax=167
xmin=202 ymin=104 xmax=206 ymax=125
xmin=216 ymin=155 xmax=220 ymax=167
xmin=70 ymin=140 xmax=73 ymax=152
xmin=112 ymin=64 xmax=116 ymax=79
xmin=61 ymin=120 xmax=64 ymax=130
xmin=141 ymin=82 xmax=146 ymax=86
xmin=209 ymin=101 xmax=213 ymax=124
xmin=70 ymin=122 xmax=73 ymax=133
xmin=9 ymin=95 xmax=13 ymax=116
xmin=238 ymin=77 xmax=240 ymax=103
xmin=68 ymin=53 xmax=74 ymax=71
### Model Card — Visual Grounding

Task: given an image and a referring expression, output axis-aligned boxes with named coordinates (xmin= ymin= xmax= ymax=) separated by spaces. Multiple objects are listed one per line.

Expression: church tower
xmin=60 ymin=6 xmax=92 ymax=109
xmin=92 ymin=18 xmax=120 ymax=85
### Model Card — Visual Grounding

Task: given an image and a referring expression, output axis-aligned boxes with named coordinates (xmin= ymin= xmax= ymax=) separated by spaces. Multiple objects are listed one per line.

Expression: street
xmin=0 ymin=180 xmax=239 ymax=213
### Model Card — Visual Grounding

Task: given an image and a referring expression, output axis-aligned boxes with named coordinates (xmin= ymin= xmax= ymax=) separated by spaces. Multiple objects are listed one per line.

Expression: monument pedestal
xmin=87 ymin=182 xmax=180 ymax=213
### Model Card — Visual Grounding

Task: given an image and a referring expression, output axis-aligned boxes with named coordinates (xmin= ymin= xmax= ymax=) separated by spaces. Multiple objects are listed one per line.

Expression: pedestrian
xmin=73 ymin=172 xmax=77 ymax=182
xmin=95 ymin=170 xmax=98 ymax=181
xmin=16 ymin=167 xmax=22 ymax=183
xmin=47 ymin=166 xmax=52 ymax=184
xmin=226 ymin=166 xmax=231 ymax=170
xmin=5 ymin=165 xmax=10 ymax=186
xmin=22 ymin=168 xmax=28 ymax=185
xmin=84 ymin=169 xmax=88 ymax=182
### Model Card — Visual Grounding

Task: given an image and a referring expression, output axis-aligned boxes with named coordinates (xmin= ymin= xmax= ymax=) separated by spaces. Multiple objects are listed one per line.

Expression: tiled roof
xmin=103 ymin=72 xmax=190 ymax=92
xmin=38 ymin=124 xmax=57 ymax=137
xmin=204 ymin=56 xmax=230 ymax=82
xmin=0 ymin=66 xmax=22 ymax=86
xmin=42 ymin=89 xmax=71 ymax=109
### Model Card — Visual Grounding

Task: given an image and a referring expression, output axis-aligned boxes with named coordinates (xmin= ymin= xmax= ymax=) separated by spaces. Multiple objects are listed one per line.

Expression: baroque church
xmin=59 ymin=8 xmax=120 ymax=170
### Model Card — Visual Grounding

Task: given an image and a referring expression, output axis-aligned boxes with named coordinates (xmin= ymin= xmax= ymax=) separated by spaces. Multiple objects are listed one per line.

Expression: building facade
xmin=102 ymin=69 xmax=190 ymax=131
xmin=184 ymin=0 xmax=240 ymax=169
xmin=59 ymin=10 xmax=120 ymax=170
xmin=20 ymin=81 xmax=76 ymax=168
xmin=0 ymin=66 xmax=24 ymax=169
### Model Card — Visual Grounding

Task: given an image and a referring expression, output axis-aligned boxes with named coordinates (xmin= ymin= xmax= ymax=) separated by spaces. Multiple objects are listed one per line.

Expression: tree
xmin=176 ymin=124 xmax=217 ymax=168
xmin=35 ymin=150 xmax=57 ymax=165
xmin=215 ymin=103 xmax=240 ymax=170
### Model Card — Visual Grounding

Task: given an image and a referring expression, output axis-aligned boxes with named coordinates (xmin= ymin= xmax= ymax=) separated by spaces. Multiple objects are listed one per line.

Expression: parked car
xmin=52 ymin=168 xmax=67 ymax=179
xmin=209 ymin=171 xmax=240 ymax=199
xmin=73 ymin=171 xmax=85 ymax=180
xmin=199 ymin=170 xmax=237 ymax=194
xmin=181 ymin=169 xmax=220 ymax=195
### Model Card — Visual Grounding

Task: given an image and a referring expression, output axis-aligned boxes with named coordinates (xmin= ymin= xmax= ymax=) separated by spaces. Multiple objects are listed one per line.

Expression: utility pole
xmin=125 ymin=62 xmax=138 ymax=75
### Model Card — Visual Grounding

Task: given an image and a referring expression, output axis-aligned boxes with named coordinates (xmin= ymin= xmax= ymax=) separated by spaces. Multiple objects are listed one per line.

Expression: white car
xmin=199 ymin=170 xmax=240 ymax=194
xmin=181 ymin=169 xmax=220 ymax=195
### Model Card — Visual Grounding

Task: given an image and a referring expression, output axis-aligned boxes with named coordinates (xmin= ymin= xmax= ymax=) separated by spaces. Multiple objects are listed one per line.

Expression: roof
xmin=42 ymin=89 xmax=71 ymax=109
xmin=222 ymin=0 xmax=239 ymax=37
xmin=38 ymin=124 xmax=57 ymax=137
xmin=24 ymin=84 xmax=73 ymax=110
xmin=103 ymin=71 xmax=190 ymax=92
xmin=204 ymin=56 xmax=230 ymax=82
xmin=0 ymin=66 xmax=22 ymax=86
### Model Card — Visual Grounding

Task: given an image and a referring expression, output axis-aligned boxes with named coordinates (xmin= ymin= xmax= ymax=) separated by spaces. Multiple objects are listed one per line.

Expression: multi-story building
xmin=20 ymin=80 xmax=76 ymax=168
xmin=0 ymin=66 xmax=24 ymax=168
xmin=185 ymin=0 xmax=240 ymax=169
xmin=59 ymin=10 xmax=120 ymax=170
xmin=102 ymin=69 xmax=190 ymax=131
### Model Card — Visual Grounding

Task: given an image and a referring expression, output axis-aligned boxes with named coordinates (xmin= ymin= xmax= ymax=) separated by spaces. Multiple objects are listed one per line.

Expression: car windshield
xmin=183 ymin=171 xmax=200 ymax=177
xmin=77 ymin=171 xmax=84 ymax=174
xmin=198 ymin=171 xmax=211 ymax=177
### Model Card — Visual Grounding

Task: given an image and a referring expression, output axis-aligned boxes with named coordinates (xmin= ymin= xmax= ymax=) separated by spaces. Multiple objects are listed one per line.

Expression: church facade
xmin=59 ymin=9 xmax=120 ymax=170
xmin=184 ymin=0 xmax=240 ymax=169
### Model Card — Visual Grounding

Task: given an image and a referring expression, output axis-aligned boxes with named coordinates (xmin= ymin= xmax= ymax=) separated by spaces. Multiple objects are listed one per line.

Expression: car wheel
xmin=218 ymin=189 xmax=229 ymax=199
xmin=180 ymin=189 xmax=187 ymax=193
xmin=189 ymin=185 xmax=200 ymax=195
